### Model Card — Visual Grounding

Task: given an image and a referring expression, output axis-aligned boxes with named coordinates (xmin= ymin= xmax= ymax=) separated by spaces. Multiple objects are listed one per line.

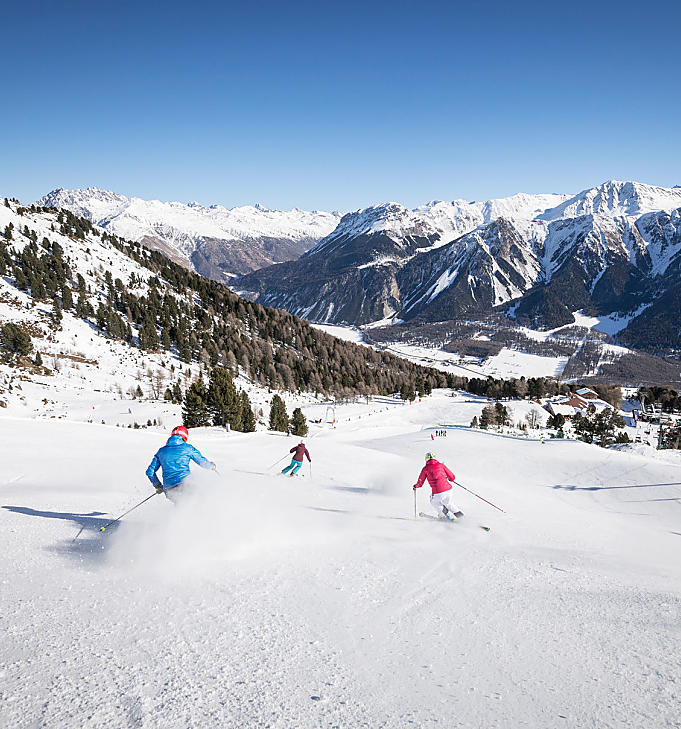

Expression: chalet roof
xmin=549 ymin=403 xmax=577 ymax=417
xmin=557 ymin=394 xmax=590 ymax=409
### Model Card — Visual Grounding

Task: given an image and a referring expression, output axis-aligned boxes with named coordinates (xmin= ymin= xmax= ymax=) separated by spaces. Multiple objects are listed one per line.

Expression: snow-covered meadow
xmin=1 ymin=391 xmax=679 ymax=728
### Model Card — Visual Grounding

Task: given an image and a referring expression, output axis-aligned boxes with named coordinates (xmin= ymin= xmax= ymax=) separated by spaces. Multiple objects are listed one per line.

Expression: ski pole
xmin=413 ymin=487 xmax=417 ymax=518
xmin=267 ymin=453 xmax=289 ymax=471
xmin=100 ymin=492 xmax=158 ymax=532
xmin=454 ymin=480 xmax=505 ymax=513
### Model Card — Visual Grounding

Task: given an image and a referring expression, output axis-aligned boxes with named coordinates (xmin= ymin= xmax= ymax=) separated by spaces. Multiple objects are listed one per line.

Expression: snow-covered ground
xmin=2 ymin=391 xmax=679 ymax=728
xmin=308 ymin=323 xmax=367 ymax=346
xmin=366 ymin=338 xmax=569 ymax=379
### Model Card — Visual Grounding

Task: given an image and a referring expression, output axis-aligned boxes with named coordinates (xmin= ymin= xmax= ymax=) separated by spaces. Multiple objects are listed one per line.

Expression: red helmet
xmin=172 ymin=425 xmax=189 ymax=441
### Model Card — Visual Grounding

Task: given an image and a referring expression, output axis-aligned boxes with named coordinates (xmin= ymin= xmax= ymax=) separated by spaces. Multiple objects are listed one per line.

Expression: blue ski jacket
xmin=146 ymin=434 xmax=214 ymax=489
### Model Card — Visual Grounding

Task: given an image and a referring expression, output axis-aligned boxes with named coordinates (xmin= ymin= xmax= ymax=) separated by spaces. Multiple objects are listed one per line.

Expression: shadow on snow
xmin=2 ymin=505 xmax=118 ymax=563
xmin=552 ymin=482 xmax=681 ymax=492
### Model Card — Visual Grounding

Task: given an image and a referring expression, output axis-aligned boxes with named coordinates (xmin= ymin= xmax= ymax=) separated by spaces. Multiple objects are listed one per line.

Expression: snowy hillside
xmin=0 ymin=199 xmax=449 ymax=436
xmin=38 ymin=188 xmax=340 ymax=280
xmin=1 ymin=391 xmax=679 ymax=728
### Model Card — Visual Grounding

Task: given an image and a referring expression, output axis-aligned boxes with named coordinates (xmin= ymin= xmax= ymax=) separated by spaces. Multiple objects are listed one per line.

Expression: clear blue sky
xmin=2 ymin=0 xmax=680 ymax=211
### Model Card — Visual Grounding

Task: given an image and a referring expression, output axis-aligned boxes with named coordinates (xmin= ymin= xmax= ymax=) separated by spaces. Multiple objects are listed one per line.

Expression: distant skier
xmin=281 ymin=440 xmax=311 ymax=477
xmin=413 ymin=452 xmax=463 ymax=520
xmin=146 ymin=425 xmax=216 ymax=499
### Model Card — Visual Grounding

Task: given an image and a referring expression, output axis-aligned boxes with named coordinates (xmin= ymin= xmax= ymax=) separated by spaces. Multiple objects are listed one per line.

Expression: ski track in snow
xmin=1 ymin=392 xmax=680 ymax=728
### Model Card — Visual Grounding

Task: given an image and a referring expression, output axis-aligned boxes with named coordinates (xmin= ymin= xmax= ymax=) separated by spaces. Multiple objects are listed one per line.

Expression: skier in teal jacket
xmin=146 ymin=426 xmax=216 ymax=495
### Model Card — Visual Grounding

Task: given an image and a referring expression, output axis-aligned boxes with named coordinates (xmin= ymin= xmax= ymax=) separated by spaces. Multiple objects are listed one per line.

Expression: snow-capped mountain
xmin=37 ymin=187 xmax=341 ymax=281
xmin=539 ymin=180 xmax=681 ymax=221
xmin=237 ymin=181 xmax=681 ymax=351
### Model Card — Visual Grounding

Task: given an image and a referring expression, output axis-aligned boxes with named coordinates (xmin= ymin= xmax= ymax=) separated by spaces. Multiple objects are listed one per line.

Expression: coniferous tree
xmin=494 ymin=402 xmax=509 ymax=427
xmin=180 ymin=338 xmax=192 ymax=363
xmin=183 ymin=378 xmax=210 ymax=428
xmin=138 ymin=316 xmax=159 ymax=350
xmin=240 ymin=390 xmax=256 ymax=432
xmin=14 ymin=268 xmax=27 ymax=291
xmin=96 ymin=302 xmax=108 ymax=331
xmin=291 ymin=407 xmax=308 ymax=437
xmin=479 ymin=405 xmax=494 ymax=429
xmin=35 ymin=351 xmax=43 ymax=367
xmin=172 ymin=380 xmax=183 ymax=404
xmin=61 ymin=284 xmax=73 ymax=310
xmin=269 ymin=394 xmax=288 ymax=432
xmin=51 ymin=297 xmax=62 ymax=327
xmin=76 ymin=294 xmax=92 ymax=319
xmin=547 ymin=413 xmax=565 ymax=430
xmin=0 ymin=322 xmax=33 ymax=357
xmin=1 ymin=323 xmax=33 ymax=357
xmin=207 ymin=366 xmax=242 ymax=429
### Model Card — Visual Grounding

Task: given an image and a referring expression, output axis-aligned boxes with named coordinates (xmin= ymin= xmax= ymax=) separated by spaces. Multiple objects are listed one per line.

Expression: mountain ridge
xmin=37 ymin=187 xmax=341 ymax=281
xmin=237 ymin=180 xmax=681 ymax=354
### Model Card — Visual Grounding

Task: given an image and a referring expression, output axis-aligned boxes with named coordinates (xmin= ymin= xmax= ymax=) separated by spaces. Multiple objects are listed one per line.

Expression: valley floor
xmin=1 ymin=392 xmax=680 ymax=728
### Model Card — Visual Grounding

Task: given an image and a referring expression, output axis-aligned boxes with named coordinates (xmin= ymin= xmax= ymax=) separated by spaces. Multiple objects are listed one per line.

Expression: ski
xmin=419 ymin=512 xmax=491 ymax=532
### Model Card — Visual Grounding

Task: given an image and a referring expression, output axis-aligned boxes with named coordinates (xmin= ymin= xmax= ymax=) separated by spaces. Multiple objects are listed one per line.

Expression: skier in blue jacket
xmin=146 ymin=426 xmax=216 ymax=498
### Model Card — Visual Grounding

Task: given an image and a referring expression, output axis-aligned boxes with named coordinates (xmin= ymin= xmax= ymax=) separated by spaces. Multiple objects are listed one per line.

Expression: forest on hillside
xmin=1 ymin=201 xmax=452 ymax=400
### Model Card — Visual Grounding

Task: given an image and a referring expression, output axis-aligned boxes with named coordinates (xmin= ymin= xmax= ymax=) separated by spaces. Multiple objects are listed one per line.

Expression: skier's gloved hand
xmin=155 ymin=486 xmax=164 ymax=494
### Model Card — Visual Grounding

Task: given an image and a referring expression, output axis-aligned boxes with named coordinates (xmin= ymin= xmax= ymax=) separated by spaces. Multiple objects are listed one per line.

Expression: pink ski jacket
xmin=414 ymin=459 xmax=455 ymax=495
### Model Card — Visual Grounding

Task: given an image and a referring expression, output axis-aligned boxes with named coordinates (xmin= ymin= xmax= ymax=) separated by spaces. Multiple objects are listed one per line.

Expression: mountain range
xmin=37 ymin=181 xmax=681 ymax=355
xmin=236 ymin=181 xmax=681 ymax=353
xmin=38 ymin=188 xmax=340 ymax=281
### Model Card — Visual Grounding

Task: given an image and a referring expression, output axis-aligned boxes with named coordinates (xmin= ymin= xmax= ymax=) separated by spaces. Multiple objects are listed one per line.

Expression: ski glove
xmin=155 ymin=486 xmax=164 ymax=494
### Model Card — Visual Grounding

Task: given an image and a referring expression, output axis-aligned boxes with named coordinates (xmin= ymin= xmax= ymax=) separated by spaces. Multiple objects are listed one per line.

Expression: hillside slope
xmin=0 ymin=200 xmax=447 ymax=418
xmin=1 ymin=393 xmax=679 ymax=728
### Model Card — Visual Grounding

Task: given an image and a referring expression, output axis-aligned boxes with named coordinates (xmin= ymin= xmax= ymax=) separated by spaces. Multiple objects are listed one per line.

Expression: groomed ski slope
xmin=1 ymin=392 xmax=680 ymax=729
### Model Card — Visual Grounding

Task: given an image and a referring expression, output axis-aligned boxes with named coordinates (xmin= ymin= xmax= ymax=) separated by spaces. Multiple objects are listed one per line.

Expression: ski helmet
xmin=425 ymin=452 xmax=435 ymax=461
xmin=172 ymin=425 xmax=189 ymax=442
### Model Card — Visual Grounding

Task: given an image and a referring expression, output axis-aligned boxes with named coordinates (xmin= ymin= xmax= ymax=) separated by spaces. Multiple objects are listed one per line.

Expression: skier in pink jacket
xmin=413 ymin=452 xmax=463 ymax=520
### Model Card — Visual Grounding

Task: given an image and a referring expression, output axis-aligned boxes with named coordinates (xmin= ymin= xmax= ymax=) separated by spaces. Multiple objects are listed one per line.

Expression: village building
xmin=545 ymin=392 xmax=613 ymax=420
xmin=547 ymin=402 xmax=579 ymax=419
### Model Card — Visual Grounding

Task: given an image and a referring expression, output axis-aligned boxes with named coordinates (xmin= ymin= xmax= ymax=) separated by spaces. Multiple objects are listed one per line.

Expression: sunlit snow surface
xmin=310 ymin=323 xmax=569 ymax=379
xmin=37 ymin=187 xmax=341 ymax=263
xmin=1 ymin=391 xmax=679 ymax=729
